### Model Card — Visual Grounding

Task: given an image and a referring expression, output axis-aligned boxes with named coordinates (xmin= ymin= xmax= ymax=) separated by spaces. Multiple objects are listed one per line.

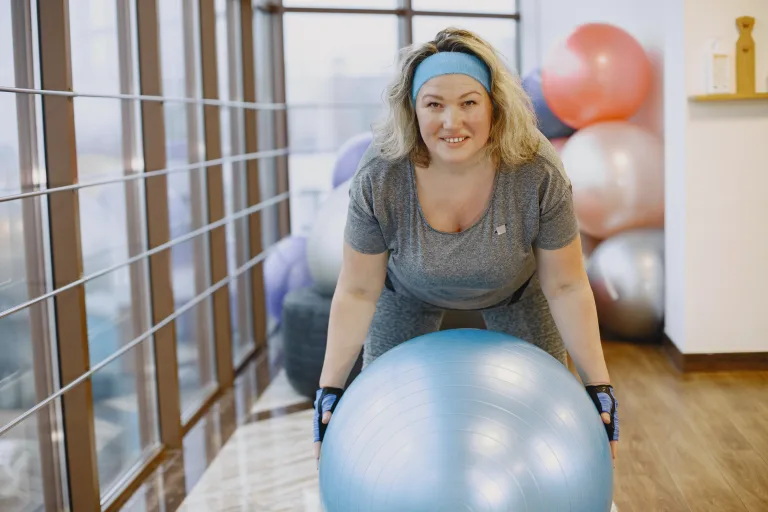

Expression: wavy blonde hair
xmin=373 ymin=27 xmax=541 ymax=170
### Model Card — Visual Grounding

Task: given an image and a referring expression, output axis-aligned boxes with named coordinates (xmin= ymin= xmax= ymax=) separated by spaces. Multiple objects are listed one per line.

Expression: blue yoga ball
xmin=522 ymin=68 xmax=576 ymax=140
xmin=319 ymin=329 xmax=613 ymax=512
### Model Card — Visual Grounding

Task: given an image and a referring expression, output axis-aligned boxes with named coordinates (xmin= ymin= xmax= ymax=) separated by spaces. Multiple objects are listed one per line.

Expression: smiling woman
xmin=313 ymin=28 xmax=621 ymax=487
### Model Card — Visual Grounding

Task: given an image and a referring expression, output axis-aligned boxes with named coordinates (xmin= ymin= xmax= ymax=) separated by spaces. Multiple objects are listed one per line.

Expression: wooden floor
xmin=602 ymin=341 xmax=768 ymax=511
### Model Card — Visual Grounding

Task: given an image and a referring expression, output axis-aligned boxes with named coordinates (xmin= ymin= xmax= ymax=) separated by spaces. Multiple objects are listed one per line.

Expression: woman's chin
xmin=433 ymin=146 xmax=480 ymax=166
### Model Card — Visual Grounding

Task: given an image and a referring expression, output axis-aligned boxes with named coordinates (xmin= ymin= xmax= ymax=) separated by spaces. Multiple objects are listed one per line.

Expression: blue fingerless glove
xmin=314 ymin=387 xmax=344 ymax=443
xmin=585 ymin=384 xmax=619 ymax=442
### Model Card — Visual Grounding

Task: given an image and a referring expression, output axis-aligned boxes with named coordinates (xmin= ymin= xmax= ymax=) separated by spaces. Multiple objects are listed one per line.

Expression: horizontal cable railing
xmin=0 ymin=148 xmax=290 ymax=203
xmin=0 ymin=229 xmax=283 ymax=437
xmin=0 ymin=188 xmax=293 ymax=322
xmin=0 ymin=85 xmax=383 ymax=112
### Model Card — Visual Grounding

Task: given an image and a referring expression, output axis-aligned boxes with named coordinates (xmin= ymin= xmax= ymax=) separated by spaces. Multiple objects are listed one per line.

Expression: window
xmin=283 ymin=0 xmax=398 ymax=8
xmin=0 ymin=2 xmax=54 ymax=508
xmin=215 ymin=0 xmax=255 ymax=365
xmin=68 ymin=0 xmax=159 ymax=497
xmin=412 ymin=16 xmax=519 ymax=72
xmin=159 ymin=0 xmax=218 ymax=419
xmin=282 ymin=12 xmax=399 ymax=233
xmin=413 ymin=0 xmax=517 ymax=14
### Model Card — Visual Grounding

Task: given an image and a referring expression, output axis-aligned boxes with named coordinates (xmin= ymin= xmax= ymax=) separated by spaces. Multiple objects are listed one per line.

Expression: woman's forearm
xmin=318 ymin=288 xmax=380 ymax=389
xmin=545 ymin=282 xmax=611 ymax=385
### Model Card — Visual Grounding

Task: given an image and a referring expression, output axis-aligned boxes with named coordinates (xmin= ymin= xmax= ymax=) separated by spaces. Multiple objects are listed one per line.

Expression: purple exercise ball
xmin=331 ymin=132 xmax=373 ymax=188
xmin=286 ymin=254 xmax=314 ymax=295
xmin=264 ymin=235 xmax=311 ymax=321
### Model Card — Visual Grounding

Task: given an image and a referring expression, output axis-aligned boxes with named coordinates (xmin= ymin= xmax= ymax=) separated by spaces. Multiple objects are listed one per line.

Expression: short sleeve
xmin=535 ymin=168 xmax=579 ymax=250
xmin=344 ymin=171 xmax=388 ymax=254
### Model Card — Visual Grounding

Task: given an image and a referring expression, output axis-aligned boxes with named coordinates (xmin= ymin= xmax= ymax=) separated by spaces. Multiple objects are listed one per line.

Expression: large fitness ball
xmin=306 ymin=179 xmax=351 ymax=296
xmin=560 ymin=120 xmax=664 ymax=239
xmin=587 ymin=228 xmax=665 ymax=340
xmin=319 ymin=329 xmax=614 ymax=512
xmin=541 ymin=23 xmax=652 ymax=128
xmin=331 ymin=132 xmax=373 ymax=188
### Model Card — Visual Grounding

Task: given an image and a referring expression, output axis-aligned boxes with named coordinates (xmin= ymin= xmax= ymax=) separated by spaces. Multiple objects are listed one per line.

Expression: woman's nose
xmin=442 ymin=107 xmax=462 ymax=128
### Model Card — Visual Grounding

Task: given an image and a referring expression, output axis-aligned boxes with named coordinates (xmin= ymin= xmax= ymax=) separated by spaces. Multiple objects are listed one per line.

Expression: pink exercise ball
xmin=541 ymin=23 xmax=652 ymax=128
xmin=560 ymin=120 xmax=664 ymax=239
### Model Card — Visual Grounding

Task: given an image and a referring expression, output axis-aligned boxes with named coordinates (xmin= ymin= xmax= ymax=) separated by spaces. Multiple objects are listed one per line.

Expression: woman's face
xmin=414 ymin=74 xmax=493 ymax=167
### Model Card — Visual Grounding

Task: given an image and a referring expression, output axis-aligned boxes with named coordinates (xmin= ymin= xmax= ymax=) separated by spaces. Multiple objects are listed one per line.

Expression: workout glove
xmin=585 ymin=384 xmax=619 ymax=442
xmin=314 ymin=386 xmax=344 ymax=443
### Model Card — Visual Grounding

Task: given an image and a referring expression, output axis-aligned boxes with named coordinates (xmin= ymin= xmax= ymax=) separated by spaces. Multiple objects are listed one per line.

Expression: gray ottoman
xmin=281 ymin=287 xmax=363 ymax=399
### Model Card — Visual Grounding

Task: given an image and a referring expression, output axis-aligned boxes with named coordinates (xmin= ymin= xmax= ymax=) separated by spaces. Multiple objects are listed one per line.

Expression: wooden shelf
xmin=690 ymin=92 xmax=768 ymax=102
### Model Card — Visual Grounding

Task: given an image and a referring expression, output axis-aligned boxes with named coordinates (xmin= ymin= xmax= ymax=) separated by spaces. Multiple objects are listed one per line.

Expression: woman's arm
xmin=534 ymin=235 xmax=610 ymax=385
xmin=318 ymin=241 xmax=389 ymax=388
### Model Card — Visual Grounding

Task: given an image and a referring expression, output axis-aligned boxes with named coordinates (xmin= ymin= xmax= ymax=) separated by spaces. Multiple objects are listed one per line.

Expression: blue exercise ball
xmin=331 ymin=132 xmax=373 ymax=188
xmin=319 ymin=329 xmax=613 ymax=512
xmin=522 ymin=68 xmax=577 ymax=139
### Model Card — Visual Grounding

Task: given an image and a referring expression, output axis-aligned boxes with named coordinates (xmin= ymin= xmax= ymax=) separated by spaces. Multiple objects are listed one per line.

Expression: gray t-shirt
xmin=343 ymin=134 xmax=579 ymax=311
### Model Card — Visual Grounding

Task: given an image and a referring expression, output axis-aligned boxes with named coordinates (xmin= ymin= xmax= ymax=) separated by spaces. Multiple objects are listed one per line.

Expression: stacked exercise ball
xmin=523 ymin=22 xmax=665 ymax=340
xmin=541 ymin=23 xmax=652 ymax=129
xmin=319 ymin=329 xmax=615 ymax=512
xmin=263 ymin=235 xmax=314 ymax=323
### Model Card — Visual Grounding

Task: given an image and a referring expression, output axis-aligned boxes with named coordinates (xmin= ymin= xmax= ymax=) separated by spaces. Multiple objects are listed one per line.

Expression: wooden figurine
xmin=735 ymin=16 xmax=756 ymax=94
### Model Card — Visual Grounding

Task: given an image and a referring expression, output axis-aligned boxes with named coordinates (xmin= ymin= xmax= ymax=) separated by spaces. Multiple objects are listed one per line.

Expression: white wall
xmin=521 ymin=0 xmax=768 ymax=354
xmin=663 ymin=0 xmax=688 ymax=351
xmin=674 ymin=0 xmax=768 ymax=353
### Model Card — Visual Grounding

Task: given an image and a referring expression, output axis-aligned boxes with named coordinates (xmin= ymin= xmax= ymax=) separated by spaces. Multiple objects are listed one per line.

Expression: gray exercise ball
xmin=586 ymin=228 xmax=665 ymax=340
xmin=306 ymin=179 xmax=351 ymax=296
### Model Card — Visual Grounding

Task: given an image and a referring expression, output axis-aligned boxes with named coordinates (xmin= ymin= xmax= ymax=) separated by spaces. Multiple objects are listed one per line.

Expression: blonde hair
xmin=373 ymin=27 xmax=541 ymax=170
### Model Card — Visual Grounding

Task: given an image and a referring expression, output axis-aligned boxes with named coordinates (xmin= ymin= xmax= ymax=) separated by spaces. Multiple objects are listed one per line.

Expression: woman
xmin=313 ymin=28 xmax=619 ymax=465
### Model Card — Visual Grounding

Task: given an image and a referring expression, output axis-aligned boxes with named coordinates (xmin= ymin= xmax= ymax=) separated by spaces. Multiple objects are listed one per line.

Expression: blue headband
xmin=411 ymin=52 xmax=492 ymax=103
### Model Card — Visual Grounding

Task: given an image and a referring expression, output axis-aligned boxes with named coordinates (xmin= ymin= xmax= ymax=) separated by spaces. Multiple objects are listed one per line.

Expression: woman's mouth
xmin=441 ymin=136 xmax=468 ymax=145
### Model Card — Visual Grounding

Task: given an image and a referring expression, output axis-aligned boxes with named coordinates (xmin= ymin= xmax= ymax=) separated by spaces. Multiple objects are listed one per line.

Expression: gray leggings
xmin=362 ymin=279 xmax=567 ymax=368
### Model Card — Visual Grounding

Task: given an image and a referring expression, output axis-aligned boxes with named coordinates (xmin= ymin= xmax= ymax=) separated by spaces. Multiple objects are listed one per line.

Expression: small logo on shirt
xmin=495 ymin=224 xmax=507 ymax=235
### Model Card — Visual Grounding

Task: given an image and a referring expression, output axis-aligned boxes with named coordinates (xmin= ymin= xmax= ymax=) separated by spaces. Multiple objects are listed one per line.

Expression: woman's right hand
xmin=313 ymin=387 xmax=345 ymax=466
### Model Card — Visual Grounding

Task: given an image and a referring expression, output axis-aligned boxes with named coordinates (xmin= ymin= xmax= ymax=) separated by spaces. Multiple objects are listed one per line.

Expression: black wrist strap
xmin=315 ymin=387 xmax=345 ymax=442
xmin=585 ymin=384 xmax=619 ymax=442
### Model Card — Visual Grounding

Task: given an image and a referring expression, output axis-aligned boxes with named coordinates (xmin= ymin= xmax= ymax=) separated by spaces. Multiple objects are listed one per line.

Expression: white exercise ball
xmin=306 ymin=179 xmax=351 ymax=295
xmin=560 ymin=121 xmax=664 ymax=239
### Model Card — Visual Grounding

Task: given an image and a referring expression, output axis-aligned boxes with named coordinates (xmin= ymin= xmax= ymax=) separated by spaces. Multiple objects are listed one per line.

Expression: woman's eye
xmin=464 ymin=100 xmax=476 ymax=106
xmin=427 ymin=102 xmax=440 ymax=108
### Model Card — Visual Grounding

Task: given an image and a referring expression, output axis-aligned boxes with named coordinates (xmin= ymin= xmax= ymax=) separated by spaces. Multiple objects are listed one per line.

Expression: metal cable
xmin=0 ymin=240 xmax=276 ymax=437
xmin=0 ymin=85 xmax=287 ymax=111
xmin=0 ymin=147 xmax=290 ymax=204
xmin=0 ymin=85 xmax=382 ymax=111
xmin=0 ymin=190 xmax=291 ymax=322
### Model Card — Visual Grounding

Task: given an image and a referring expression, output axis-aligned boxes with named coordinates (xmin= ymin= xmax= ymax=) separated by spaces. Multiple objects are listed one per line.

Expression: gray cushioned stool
xmin=282 ymin=286 xmax=363 ymax=399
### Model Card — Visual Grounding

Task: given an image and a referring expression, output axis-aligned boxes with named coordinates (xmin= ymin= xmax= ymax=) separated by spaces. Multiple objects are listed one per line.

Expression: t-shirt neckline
xmin=408 ymin=158 xmax=500 ymax=236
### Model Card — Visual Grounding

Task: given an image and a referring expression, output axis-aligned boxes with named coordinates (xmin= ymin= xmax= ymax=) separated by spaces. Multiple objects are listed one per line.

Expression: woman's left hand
xmin=585 ymin=384 xmax=619 ymax=464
